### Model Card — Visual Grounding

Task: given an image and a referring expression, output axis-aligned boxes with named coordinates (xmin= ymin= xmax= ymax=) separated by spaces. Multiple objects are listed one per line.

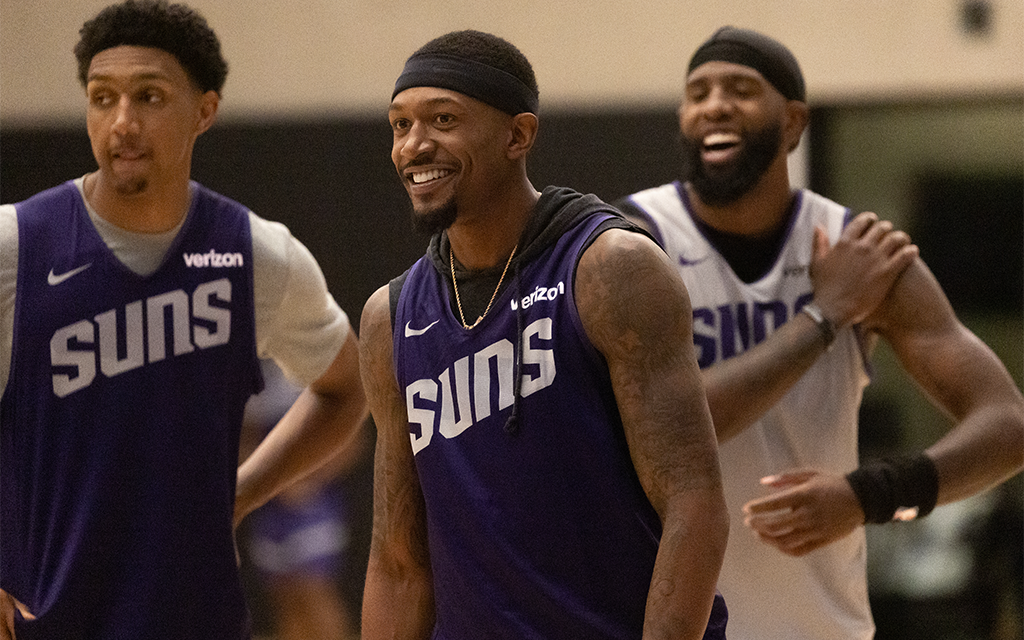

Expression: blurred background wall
xmin=2 ymin=1 xmax=1021 ymax=638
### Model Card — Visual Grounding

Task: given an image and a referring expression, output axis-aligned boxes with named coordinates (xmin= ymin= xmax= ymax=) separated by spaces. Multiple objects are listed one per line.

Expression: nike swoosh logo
xmin=404 ymin=320 xmax=439 ymax=338
xmin=48 ymin=263 xmax=93 ymax=286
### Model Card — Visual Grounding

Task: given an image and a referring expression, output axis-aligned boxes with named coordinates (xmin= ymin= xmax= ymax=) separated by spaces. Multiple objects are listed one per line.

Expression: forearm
xmin=235 ymin=337 xmax=367 ymax=523
xmin=644 ymin=494 xmax=729 ymax=640
xmin=704 ymin=310 xmax=829 ymax=442
xmin=927 ymin=400 xmax=1024 ymax=505
xmin=362 ymin=557 xmax=435 ymax=640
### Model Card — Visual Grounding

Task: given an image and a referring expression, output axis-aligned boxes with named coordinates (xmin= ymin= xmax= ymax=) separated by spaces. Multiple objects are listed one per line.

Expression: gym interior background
xmin=2 ymin=1 xmax=1021 ymax=638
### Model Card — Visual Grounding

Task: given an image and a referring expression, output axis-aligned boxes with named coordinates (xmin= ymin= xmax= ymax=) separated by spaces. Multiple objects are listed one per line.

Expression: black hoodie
xmin=391 ymin=185 xmax=639 ymax=324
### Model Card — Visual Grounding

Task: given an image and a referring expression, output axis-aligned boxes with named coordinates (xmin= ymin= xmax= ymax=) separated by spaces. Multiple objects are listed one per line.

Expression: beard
xmin=680 ymin=121 xmax=782 ymax=206
xmin=113 ymin=176 xmax=149 ymax=196
xmin=410 ymin=197 xmax=458 ymax=235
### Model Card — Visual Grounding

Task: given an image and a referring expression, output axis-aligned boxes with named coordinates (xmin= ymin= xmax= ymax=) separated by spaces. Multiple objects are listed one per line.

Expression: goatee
xmin=680 ymin=122 xmax=782 ymax=206
xmin=113 ymin=176 xmax=149 ymax=196
xmin=410 ymin=198 xmax=458 ymax=235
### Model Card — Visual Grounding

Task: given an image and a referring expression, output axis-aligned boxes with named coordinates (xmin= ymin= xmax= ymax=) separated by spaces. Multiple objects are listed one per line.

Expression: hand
xmin=742 ymin=469 xmax=865 ymax=556
xmin=1 ymin=589 xmax=13 ymax=640
xmin=1 ymin=589 xmax=35 ymax=640
xmin=810 ymin=212 xmax=918 ymax=329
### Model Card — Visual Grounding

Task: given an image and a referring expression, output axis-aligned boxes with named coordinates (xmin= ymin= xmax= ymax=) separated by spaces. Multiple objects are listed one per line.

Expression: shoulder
xmin=576 ymin=228 xmax=689 ymax=345
xmin=249 ymin=211 xmax=326 ymax=284
xmin=361 ymin=284 xmax=393 ymax=341
xmin=576 ymin=227 xmax=680 ymax=307
xmin=797 ymin=189 xmax=853 ymax=228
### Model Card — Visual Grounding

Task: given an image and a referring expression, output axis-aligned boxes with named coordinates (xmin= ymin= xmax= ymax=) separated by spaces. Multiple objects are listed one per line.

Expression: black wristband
xmin=845 ymin=453 xmax=940 ymax=524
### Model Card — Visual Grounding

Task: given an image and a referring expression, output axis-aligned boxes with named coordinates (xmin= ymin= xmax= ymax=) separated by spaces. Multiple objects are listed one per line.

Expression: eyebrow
xmin=86 ymin=71 xmax=169 ymax=85
xmin=389 ymin=95 xmax=461 ymax=114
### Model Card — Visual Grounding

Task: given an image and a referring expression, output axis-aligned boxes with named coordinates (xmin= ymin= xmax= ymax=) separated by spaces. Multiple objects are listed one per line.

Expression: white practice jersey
xmin=625 ymin=182 xmax=874 ymax=640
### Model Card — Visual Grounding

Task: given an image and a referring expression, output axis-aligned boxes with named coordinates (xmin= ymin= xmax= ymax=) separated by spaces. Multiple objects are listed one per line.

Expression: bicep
xmin=870 ymin=259 xmax=1019 ymax=420
xmin=359 ymin=287 xmax=431 ymax=568
xmin=575 ymin=230 xmax=720 ymax=513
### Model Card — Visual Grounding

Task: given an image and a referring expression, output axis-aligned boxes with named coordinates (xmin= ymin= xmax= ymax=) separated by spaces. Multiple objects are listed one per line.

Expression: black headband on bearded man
xmin=392 ymin=53 xmax=539 ymax=116
xmin=688 ymin=26 xmax=806 ymax=102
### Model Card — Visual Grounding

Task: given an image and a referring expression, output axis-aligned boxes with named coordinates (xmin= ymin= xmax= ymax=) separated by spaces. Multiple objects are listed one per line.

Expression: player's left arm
xmin=744 ymin=257 xmax=1023 ymax=556
xmin=869 ymin=257 xmax=1024 ymax=502
xmin=234 ymin=331 xmax=368 ymax=525
xmin=576 ymin=228 xmax=727 ymax=640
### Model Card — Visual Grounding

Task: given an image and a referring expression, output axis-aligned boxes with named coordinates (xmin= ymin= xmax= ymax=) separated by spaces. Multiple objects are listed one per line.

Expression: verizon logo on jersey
xmin=183 ymin=250 xmax=244 ymax=268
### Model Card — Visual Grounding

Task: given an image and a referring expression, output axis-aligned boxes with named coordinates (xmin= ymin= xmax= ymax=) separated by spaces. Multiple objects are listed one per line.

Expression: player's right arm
xmin=700 ymin=212 xmax=917 ymax=441
xmin=358 ymin=285 xmax=435 ymax=639
xmin=619 ymin=207 xmax=917 ymax=443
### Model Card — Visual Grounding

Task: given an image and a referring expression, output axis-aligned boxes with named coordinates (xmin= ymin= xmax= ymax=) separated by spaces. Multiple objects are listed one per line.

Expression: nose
xmin=111 ymin=95 xmax=139 ymax=135
xmin=700 ymin=86 xmax=734 ymax=120
xmin=396 ymin=120 xmax=433 ymax=162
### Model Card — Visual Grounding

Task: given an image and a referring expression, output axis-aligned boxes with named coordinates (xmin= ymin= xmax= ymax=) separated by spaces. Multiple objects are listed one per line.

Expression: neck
xmin=687 ymin=154 xmax=795 ymax=239
xmin=84 ymin=170 xmax=192 ymax=234
xmin=447 ymin=175 xmax=539 ymax=270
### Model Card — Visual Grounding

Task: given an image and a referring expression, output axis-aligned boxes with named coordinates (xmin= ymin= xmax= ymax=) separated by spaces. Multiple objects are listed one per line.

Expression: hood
xmin=424 ymin=186 xmax=614 ymax=277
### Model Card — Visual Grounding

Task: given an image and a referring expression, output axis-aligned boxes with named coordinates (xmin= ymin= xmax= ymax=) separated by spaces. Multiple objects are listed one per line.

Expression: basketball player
xmin=0 ymin=2 xmax=367 ymax=638
xmin=615 ymin=26 xmax=1024 ymax=640
xmin=358 ymin=30 xmax=728 ymax=640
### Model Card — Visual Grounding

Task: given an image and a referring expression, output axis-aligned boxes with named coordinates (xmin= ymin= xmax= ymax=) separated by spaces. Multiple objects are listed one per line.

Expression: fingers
xmin=760 ymin=470 xmax=818 ymax=488
xmin=811 ymin=225 xmax=830 ymax=264
xmin=842 ymin=211 xmax=879 ymax=238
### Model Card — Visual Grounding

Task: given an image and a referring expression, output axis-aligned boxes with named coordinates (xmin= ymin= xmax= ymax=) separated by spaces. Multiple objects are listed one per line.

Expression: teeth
xmin=703 ymin=132 xmax=740 ymax=147
xmin=411 ymin=169 xmax=450 ymax=184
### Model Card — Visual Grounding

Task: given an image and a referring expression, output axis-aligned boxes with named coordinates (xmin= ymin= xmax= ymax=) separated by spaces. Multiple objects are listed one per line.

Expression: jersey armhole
xmin=389 ymin=268 xmax=411 ymax=329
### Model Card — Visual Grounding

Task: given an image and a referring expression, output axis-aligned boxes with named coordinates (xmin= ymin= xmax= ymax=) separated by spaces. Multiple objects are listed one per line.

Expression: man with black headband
xmin=359 ymin=30 xmax=729 ymax=640
xmin=616 ymin=25 xmax=1023 ymax=640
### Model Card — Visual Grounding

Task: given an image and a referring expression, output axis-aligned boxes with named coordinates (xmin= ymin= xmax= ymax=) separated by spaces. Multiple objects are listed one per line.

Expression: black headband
xmin=688 ymin=26 xmax=806 ymax=102
xmin=392 ymin=54 xmax=539 ymax=115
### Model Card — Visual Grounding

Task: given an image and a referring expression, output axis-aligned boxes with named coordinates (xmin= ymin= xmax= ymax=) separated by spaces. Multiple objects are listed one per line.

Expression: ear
xmin=507 ymin=112 xmax=539 ymax=160
xmin=195 ymin=90 xmax=220 ymax=136
xmin=783 ymin=100 xmax=809 ymax=153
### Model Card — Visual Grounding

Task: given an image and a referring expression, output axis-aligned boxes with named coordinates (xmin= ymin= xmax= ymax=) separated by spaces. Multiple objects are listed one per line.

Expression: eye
xmin=685 ymin=83 xmax=709 ymax=103
xmin=434 ymin=113 xmax=455 ymax=126
xmin=89 ymin=90 xmax=114 ymax=107
xmin=730 ymin=78 xmax=760 ymax=98
xmin=390 ymin=117 xmax=410 ymax=133
xmin=139 ymin=88 xmax=163 ymax=104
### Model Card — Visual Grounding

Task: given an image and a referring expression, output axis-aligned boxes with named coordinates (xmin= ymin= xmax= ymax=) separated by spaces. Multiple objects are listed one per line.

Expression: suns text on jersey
xmin=49 ymin=278 xmax=233 ymax=397
xmin=405 ymin=317 xmax=556 ymax=454
xmin=692 ymin=293 xmax=815 ymax=368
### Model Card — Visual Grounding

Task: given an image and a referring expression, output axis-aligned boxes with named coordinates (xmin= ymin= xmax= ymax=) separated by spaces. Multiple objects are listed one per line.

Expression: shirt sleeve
xmin=250 ymin=212 xmax=350 ymax=387
xmin=0 ymin=205 xmax=17 ymax=396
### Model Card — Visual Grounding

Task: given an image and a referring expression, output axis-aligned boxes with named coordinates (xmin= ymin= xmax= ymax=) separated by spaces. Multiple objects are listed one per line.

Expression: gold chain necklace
xmin=450 ymin=243 xmax=518 ymax=330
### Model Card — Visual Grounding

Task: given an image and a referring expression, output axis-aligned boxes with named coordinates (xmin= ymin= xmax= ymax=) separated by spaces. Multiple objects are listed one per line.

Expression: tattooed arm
xmin=576 ymin=228 xmax=727 ymax=640
xmin=358 ymin=285 xmax=435 ymax=639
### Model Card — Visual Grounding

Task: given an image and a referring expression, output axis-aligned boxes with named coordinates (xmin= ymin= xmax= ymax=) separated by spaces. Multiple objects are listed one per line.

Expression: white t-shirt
xmin=0 ymin=177 xmax=349 ymax=395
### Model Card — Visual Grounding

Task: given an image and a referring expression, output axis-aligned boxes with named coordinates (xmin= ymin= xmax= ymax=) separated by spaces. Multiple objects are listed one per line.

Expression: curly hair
xmin=74 ymin=0 xmax=228 ymax=95
xmin=410 ymin=30 xmax=538 ymax=100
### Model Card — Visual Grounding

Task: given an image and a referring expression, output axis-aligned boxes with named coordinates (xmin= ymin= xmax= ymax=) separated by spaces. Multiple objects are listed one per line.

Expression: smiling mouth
xmin=409 ymin=168 xmax=453 ymax=184
xmin=703 ymin=132 xmax=741 ymax=153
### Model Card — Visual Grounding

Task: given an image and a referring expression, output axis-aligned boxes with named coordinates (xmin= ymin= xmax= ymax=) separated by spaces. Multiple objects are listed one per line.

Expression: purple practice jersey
xmin=393 ymin=206 xmax=727 ymax=639
xmin=1 ymin=181 xmax=262 ymax=639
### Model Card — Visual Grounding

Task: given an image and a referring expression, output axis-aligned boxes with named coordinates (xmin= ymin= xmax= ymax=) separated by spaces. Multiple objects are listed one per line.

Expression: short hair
xmin=74 ymin=0 xmax=228 ymax=95
xmin=409 ymin=30 xmax=539 ymax=100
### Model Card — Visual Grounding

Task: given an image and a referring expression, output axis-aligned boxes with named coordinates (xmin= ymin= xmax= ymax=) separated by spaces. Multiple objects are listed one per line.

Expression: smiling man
xmin=615 ymin=26 xmax=1024 ymax=640
xmin=358 ymin=30 xmax=729 ymax=640
xmin=0 ymin=2 xmax=368 ymax=638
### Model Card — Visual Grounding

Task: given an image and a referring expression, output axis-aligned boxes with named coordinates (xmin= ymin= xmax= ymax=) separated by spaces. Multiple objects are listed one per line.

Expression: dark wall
xmin=0 ymin=109 xmax=682 ymax=327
